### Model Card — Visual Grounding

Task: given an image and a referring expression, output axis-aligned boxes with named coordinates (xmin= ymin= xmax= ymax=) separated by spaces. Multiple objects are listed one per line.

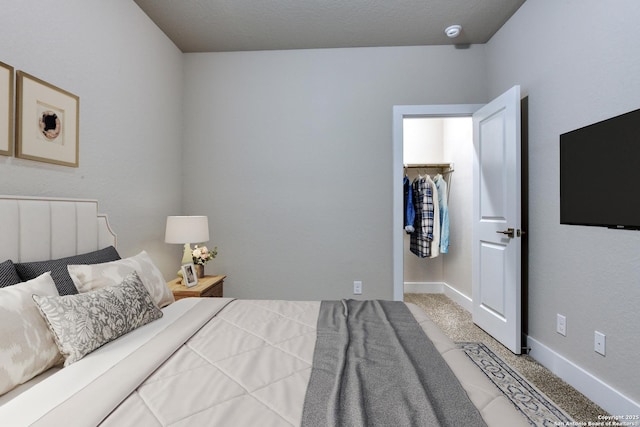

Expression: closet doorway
xmin=402 ymin=116 xmax=473 ymax=308
xmin=393 ymin=87 xmax=525 ymax=354
xmin=392 ymin=103 xmax=481 ymax=303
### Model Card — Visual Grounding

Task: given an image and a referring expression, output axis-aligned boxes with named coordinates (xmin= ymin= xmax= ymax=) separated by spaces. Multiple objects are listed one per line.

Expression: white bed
xmin=0 ymin=195 xmax=529 ymax=426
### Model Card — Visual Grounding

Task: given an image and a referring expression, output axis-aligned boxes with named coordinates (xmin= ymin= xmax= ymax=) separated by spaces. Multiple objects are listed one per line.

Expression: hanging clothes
xmin=434 ymin=174 xmax=449 ymax=254
xmin=426 ymin=175 xmax=440 ymax=258
xmin=404 ymin=175 xmax=415 ymax=233
xmin=409 ymin=176 xmax=433 ymax=258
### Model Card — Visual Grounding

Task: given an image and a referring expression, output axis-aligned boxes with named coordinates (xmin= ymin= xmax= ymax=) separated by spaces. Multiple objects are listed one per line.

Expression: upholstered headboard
xmin=0 ymin=195 xmax=116 ymax=263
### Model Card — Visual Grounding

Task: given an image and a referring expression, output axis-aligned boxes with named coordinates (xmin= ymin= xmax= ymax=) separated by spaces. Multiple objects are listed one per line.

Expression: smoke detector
xmin=445 ymin=25 xmax=462 ymax=38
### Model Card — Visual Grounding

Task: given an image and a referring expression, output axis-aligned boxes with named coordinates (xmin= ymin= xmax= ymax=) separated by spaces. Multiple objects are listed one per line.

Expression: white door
xmin=472 ymin=86 xmax=522 ymax=354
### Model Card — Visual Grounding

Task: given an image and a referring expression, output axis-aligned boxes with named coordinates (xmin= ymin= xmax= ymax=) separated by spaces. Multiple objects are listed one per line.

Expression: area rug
xmin=458 ymin=342 xmax=574 ymax=426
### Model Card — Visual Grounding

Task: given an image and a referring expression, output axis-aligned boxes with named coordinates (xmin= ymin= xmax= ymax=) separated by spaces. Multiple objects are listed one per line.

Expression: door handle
xmin=496 ymin=228 xmax=515 ymax=238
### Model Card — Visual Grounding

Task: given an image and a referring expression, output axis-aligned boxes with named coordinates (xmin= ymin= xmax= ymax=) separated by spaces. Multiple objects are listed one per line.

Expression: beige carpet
xmin=404 ymin=293 xmax=607 ymax=424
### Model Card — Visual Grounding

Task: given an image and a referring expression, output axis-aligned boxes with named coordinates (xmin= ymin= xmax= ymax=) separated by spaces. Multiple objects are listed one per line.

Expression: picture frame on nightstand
xmin=181 ymin=263 xmax=198 ymax=288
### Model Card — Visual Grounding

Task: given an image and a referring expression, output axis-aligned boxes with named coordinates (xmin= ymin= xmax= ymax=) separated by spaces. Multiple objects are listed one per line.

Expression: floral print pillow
xmin=33 ymin=271 xmax=163 ymax=366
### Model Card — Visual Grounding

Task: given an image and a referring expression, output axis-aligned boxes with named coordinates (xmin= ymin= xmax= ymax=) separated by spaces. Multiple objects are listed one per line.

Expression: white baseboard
xmin=442 ymin=284 xmax=472 ymax=312
xmin=405 ymin=282 xmax=640 ymax=416
xmin=527 ymin=336 xmax=640 ymax=417
xmin=403 ymin=281 xmax=443 ymax=294
xmin=403 ymin=282 xmax=472 ymax=311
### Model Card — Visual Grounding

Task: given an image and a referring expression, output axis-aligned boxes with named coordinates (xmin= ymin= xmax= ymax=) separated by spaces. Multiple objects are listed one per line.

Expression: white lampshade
xmin=164 ymin=216 xmax=210 ymax=244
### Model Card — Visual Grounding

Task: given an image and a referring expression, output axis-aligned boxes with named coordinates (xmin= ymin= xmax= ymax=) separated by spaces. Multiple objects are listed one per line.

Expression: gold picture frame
xmin=16 ymin=71 xmax=79 ymax=167
xmin=0 ymin=61 xmax=13 ymax=157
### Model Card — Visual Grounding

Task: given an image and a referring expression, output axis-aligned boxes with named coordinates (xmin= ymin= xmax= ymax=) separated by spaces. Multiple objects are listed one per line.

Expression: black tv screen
xmin=560 ymin=108 xmax=640 ymax=230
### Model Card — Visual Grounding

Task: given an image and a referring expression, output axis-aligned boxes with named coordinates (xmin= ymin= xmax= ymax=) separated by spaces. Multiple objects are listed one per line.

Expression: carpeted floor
xmin=404 ymin=293 xmax=607 ymax=424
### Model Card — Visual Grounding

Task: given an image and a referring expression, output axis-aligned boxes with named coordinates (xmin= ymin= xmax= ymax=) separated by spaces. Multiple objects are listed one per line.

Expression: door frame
xmin=392 ymin=104 xmax=483 ymax=301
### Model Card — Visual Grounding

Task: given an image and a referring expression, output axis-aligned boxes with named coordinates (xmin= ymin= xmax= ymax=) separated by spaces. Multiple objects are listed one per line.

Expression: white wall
xmin=442 ymin=118 xmax=473 ymax=297
xmin=0 ymin=0 xmax=184 ymax=278
xmin=487 ymin=0 xmax=640 ymax=411
xmin=183 ymin=46 xmax=488 ymax=300
xmin=403 ymin=118 xmax=444 ymax=163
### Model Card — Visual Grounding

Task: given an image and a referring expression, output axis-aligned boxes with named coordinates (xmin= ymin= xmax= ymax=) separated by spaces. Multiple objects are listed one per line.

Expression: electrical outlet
xmin=556 ymin=314 xmax=566 ymax=336
xmin=594 ymin=331 xmax=606 ymax=356
xmin=353 ymin=281 xmax=362 ymax=295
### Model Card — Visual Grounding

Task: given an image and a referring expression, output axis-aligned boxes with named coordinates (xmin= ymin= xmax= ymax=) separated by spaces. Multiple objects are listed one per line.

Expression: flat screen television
xmin=560 ymin=107 xmax=640 ymax=230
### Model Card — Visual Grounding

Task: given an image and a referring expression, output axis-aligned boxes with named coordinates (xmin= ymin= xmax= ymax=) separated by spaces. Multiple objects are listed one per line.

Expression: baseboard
xmin=527 ymin=336 xmax=640 ymax=416
xmin=442 ymin=284 xmax=472 ymax=312
xmin=403 ymin=282 xmax=472 ymax=311
xmin=403 ymin=281 xmax=443 ymax=294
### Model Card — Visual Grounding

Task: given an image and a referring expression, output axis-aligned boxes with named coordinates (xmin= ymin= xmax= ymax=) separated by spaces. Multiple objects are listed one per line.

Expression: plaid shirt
xmin=410 ymin=177 xmax=434 ymax=258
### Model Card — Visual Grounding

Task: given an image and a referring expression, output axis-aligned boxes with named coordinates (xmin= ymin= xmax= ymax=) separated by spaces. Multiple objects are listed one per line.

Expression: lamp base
xmin=177 ymin=243 xmax=193 ymax=278
xmin=181 ymin=243 xmax=192 ymax=264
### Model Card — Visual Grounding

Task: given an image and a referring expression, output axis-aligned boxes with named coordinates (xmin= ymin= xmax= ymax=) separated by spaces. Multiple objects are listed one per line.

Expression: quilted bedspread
xmin=102 ymin=298 xmax=321 ymax=426
xmin=0 ymin=298 xmax=529 ymax=426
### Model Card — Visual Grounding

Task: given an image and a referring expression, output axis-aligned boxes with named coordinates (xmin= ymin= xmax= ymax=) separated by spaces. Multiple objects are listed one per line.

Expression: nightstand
xmin=167 ymin=275 xmax=226 ymax=300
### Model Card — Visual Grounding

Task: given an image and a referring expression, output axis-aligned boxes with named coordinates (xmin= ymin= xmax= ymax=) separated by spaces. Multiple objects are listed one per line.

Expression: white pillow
xmin=68 ymin=251 xmax=174 ymax=308
xmin=0 ymin=273 xmax=63 ymax=396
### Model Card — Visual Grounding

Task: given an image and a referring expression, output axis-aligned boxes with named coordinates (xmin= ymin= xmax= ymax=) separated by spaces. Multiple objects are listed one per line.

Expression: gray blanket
xmin=301 ymin=300 xmax=487 ymax=427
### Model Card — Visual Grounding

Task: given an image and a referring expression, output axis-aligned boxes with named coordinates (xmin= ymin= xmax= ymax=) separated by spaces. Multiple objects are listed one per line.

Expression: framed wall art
xmin=0 ymin=61 xmax=13 ymax=157
xmin=16 ymin=71 xmax=79 ymax=167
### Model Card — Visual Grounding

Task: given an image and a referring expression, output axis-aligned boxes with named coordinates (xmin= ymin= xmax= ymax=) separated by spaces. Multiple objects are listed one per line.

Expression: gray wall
xmin=183 ymin=46 xmax=488 ymax=300
xmin=0 ymin=0 xmax=184 ymax=278
xmin=487 ymin=0 xmax=640 ymax=406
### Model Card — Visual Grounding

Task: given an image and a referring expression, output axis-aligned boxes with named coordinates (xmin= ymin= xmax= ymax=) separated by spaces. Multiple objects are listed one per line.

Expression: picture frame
xmin=0 ymin=61 xmax=13 ymax=157
xmin=181 ymin=263 xmax=198 ymax=288
xmin=15 ymin=71 xmax=79 ymax=167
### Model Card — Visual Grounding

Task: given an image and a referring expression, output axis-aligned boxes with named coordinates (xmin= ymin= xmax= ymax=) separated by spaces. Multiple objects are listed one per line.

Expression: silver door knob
xmin=496 ymin=228 xmax=515 ymax=238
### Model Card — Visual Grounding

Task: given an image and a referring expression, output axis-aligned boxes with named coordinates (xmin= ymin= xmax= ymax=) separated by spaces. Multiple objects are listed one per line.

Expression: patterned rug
xmin=458 ymin=342 xmax=574 ymax=426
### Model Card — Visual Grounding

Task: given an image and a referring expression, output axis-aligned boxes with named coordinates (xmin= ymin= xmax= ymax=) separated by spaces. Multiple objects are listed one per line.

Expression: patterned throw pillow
xmin=0 ymin=259 xmax=22 ymax=288
xmin=0 ymin=273 xmax=63 ymax=396
xmin=15 ymin=246 xmax=121 ymax=296
xmin=68 ymin=250 xmax=174 ymax=308
xmin=33 ymin=271 xmax=163 ymax=367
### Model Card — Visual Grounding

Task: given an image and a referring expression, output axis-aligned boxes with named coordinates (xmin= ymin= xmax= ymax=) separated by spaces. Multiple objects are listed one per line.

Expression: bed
xmin=0 ymin=195 xmax=529 ymax=426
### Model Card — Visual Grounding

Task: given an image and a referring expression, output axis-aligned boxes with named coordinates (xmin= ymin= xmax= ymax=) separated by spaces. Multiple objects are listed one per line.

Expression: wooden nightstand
xmin=167 ymin=275 xmax=226 ymax=300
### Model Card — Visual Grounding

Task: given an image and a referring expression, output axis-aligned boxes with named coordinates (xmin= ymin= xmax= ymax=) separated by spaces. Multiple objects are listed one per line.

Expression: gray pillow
xmin=0 ymin=260 xmax=22 ymax=288
xmin=15 ymin=246 xmax=120 ymax=296
xmin=32 ymin=271 xmax=162 ymax=366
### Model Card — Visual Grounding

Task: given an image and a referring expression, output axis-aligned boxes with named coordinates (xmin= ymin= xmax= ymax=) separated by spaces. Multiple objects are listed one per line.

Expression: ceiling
xmin=133 ymin=0 xmax=526 ymax=53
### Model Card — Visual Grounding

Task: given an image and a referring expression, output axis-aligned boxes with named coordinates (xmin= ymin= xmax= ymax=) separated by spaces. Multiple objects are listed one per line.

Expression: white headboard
xmin=0 ymin=195 xmax=117 ymax=263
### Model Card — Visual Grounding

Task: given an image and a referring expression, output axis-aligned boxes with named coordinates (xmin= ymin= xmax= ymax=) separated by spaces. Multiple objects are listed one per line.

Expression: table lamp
xmin=164 ymin=216 xmax=210 ymax=267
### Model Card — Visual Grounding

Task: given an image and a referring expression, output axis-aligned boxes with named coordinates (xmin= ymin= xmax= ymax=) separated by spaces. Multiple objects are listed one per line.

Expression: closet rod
xmin=404 ymin=163 xmax=454 ymax=173
xmin=404 ymin=163 xmax=454 ymax=200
